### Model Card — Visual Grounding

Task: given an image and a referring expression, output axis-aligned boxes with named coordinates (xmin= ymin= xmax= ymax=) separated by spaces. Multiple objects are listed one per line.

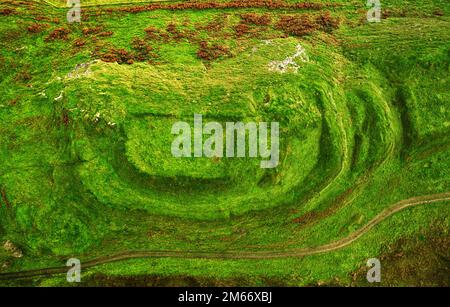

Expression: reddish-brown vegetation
xmin=240 ymin=13 xmax=272 ymax=26
xmin=46 ymin=27 xmax=70 ymax=41
xmin=0 ymin=8 xmax=15 ymax=16
xmin=276 ymin=12 xmax=340 ymax=37
xmin=35 ymin=15 xmax=60 ymax=24
xmin=145 ymin=23 xmax=195 ymax=42
xmin=165 ymin=23 xmax=188 ymax=41
xmin=98 ymin=37 xmax=157 ymax=64
xmin=144 ymin=26 xmax=160 ymax=39
xmin=197 ymin=41 xmax=230 ymax=61
xmin=99 ymin=1 xmax=331 ymax=15
xmin=98 ymin=31 xmax=113 ymax=37
xmin=234 ymin=13 xmax=272 ymax=37
xmin=0 ymin=187 xmax=11 ymax=209
xmin=196 ymin=18 xmax=226 ymax=33
xmin=100 ymin=48 xmax=135 ymax=64
xmin=61 ymin=109 xmax=70 ymax=127
xmin=234 ymin=23 xmax=252 ymax=37
xmin=314 ymin=11 xmax=340 ymax=33
xmin=82 ymin=26 xmax=113 ymax=37
xmin=73 ymin=38 xmax=86 ymax=47
xmin=27 ymin=23 xmax=49 ymax=34
xmin=82 ymin=26 xmax=104 ymax=36
xmin=131 ymin=37 xmax=156 ymax=61
xmin=276 ymin=14 xmax=318 ymax=37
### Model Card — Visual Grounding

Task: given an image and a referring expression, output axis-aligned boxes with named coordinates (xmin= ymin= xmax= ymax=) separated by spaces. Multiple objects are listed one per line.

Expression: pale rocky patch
xmin=3 ymin=240 xmax=23 ymax=258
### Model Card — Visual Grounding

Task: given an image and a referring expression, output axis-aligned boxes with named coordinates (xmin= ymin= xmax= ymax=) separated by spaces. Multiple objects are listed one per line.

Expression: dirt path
xmin=0 ymin=192 xmax=449 ymax=280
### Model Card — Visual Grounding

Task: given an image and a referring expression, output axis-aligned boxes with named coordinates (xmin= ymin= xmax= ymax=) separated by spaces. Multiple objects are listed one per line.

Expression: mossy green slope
xmin=0 ymin=0 xmax=449 ymax=286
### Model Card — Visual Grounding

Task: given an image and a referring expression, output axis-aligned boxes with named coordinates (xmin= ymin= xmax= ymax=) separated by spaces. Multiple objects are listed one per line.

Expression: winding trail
xmin=0 ymin=192 xmax=449 ymax=280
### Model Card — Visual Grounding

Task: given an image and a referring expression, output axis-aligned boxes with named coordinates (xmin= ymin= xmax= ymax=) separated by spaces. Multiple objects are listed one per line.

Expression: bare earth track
xmin=1 ymin=193 xmax=448 ymax=280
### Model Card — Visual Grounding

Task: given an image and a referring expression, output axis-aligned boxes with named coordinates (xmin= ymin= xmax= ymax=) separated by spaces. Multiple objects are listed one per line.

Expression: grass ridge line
xmin=1 ymin=192 xmax=448 ymax=280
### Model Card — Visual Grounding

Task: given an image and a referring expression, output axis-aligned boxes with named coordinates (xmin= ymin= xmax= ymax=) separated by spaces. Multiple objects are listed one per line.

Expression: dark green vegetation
xmin=351 ymin=227 xmax=450 ymax=287
xmin=0 ymin=0 xmax=449 ymax=286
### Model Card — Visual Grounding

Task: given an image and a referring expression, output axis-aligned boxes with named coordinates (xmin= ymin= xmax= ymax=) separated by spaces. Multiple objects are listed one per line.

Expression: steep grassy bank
xmin=0 ymin=0 xmax=449 ymax=286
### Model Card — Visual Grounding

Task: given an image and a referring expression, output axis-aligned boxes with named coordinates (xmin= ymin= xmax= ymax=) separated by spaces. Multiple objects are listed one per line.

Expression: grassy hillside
xmin=0 ymin=0 xmax=449 ymax=286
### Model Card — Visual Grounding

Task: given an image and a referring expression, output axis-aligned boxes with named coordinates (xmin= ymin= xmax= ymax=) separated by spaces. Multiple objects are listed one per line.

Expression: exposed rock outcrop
xmin=3 ymin=240 xmax=23 ymax=258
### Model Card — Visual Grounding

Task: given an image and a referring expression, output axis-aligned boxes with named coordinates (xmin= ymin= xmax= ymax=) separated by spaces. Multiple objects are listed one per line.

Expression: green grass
xmin=0 ymin=0 xmax=449 ymax=286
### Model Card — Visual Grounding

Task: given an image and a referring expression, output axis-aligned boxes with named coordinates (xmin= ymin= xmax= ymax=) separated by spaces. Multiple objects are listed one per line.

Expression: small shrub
xmin=234 ymin=23 xmax=251 ymax=37
xmin=144 ymin=27 xmax=160 ymax=39
xmin=100 ymin=48 xmax=134 ymax=64
xmin=82 ymin=26 xmax=104 ymax=36
xmin=276 ymin=14 xmax=318 ymax=37
xmin=0 ymin=8 xmax=15 ymax=16
xmin=98 ymin=31 xmax=113 ymax=37
xmin=46 ymin=27 xmax=70 ymax=41
xmin=314 ymin=12 xmax=340 ymax=33
xmin=197 ymin=41 xmax=230 ymax=61
xmin=240 ymin=13 xmax=271 ymax=26
xmin=34 ymin=15 xmax=59 ymax=23
xmin=27 ymin=23 xmax=49 ymax=34
xmin=165 ymin=23 xmax=194 ymax=41
xmin=131 ymin=37 xmax=154 ymax=61
xmin=73 ymin=38 xmax=86 ymax=47
xmin=197 ymin=19 xmax=225 ymax=33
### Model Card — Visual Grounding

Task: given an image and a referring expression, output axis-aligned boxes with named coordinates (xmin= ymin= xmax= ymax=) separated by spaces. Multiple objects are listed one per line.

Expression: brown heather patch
xmin=82 ymin=26 xmax=104 ymax=36
xmin=276 ymin=14 xmax=318 ymax=37
xmin=46 ymin=27 xmax=70 ymax=41
xmin=73 ymin=38 xmax=86 ymax=47
xmin=83 ymin=0 xmax=337 ymax=20
xmin=144 ymin=26 xmax=161 ymax=39
xmin=0 ymin=187 xmax=11 ymax=209
xmin=276 ymin=12 xmax=340 ymax=37
xmin=196 ymin=18 xmax=226 ymax=33
xmin=34 ymin=15 xmax=60 ymax=24
xmin=315 ymin=11 xmax=340 ymax=33
xmin=0 ymin=8 xmax=15 ymax=16
xmin=165 ymin=23 xmax=191 ymax=41
xmin=234 ymin=23 xmax=252 ymax=37
xmin=97 ymin=1 xmax=330 ymax=15
xmin=100 ymin=48 xmax=135 ymax=64
xmin=27 ymin=23 xmax=49 ymax=34
xmin=97 ymin=37 xmax=157 ymax=64
xmin=240 ymin=13 xmax=272 ymax=26
xmin=197 ymin=41 xmax=230 ymax=61
xmin=145 ymin=23 xmax=196 ymax=43
xmin=98 ymin=31 xmax=113 ymax=37
xmin=131 ymin=37 xmax=157 ymax=62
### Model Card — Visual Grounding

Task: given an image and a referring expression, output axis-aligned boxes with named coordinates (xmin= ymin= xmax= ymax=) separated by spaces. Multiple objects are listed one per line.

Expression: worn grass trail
xmin=0 ymin=192 xmax=448 ymax=280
